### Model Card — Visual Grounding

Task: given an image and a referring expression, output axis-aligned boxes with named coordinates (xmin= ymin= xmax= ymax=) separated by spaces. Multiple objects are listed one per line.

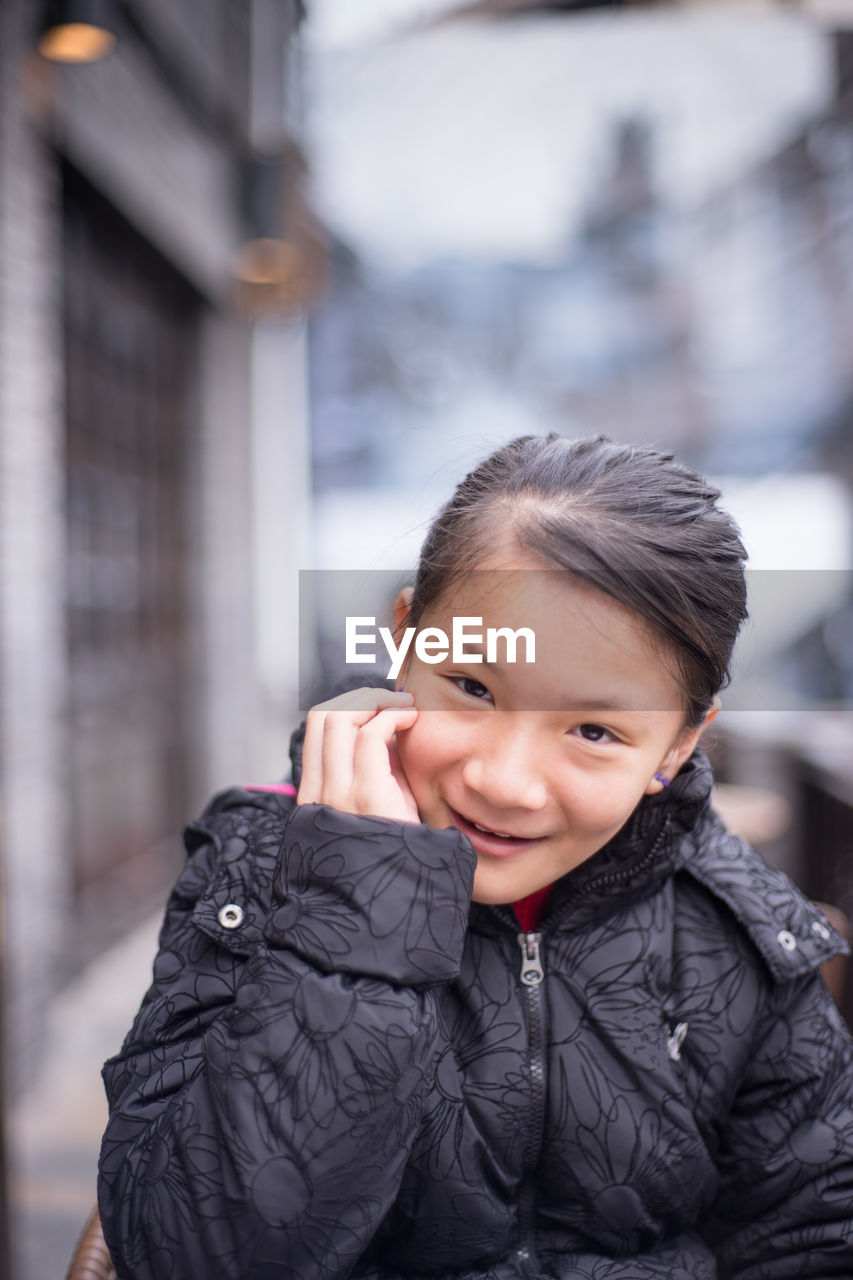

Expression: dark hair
xmin=411 ymin=434 xmax=748 ymax=727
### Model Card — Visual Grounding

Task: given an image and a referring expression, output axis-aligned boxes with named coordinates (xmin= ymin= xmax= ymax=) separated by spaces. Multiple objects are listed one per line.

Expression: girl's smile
xmin=446 ymin=805 xmax=548 ymax=859
xmin=395 ymin=557 xmax=715 ymax=904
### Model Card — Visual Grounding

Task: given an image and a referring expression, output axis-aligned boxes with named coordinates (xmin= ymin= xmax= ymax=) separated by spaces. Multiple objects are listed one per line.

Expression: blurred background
xmin=1 ymin=0 xmax=853 ymax=1275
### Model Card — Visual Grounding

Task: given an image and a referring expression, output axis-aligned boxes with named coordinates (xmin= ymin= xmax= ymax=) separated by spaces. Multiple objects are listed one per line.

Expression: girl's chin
xmin=471 ymin=866 xmax=549 ymax=906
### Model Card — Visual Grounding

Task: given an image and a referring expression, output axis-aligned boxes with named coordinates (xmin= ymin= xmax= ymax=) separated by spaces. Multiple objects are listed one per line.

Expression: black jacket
xmin=99 ymin=746 xmax=853 ymax=1279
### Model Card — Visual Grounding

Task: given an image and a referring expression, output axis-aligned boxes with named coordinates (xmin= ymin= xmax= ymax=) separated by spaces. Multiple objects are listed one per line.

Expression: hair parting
xmin=410 ymin=434 xmax=749 ymax=727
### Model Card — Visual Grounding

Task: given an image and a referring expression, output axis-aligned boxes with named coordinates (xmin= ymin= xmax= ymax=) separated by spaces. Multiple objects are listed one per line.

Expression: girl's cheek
xmin=397 ymin=712 xmax=456 ymax=782
xmin=558 ymin=773 xmax=642 ymax=830
xmin=401 ymin=715 xmax=442 ymax=763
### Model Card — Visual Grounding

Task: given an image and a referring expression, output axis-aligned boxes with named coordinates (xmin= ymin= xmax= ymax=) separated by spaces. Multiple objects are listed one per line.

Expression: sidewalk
xmin=9 ymin=912 xmax=162 ymax=1280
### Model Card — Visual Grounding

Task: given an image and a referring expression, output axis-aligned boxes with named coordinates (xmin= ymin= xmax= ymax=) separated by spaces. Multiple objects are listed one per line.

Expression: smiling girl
xmin=99 ymin=435 xmax=853 ymax=1280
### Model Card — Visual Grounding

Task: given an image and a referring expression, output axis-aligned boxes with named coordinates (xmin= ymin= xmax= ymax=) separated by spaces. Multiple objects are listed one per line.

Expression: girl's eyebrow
xmin=551 ymin=697 xmax=645 ymax=714
xmin=453 ymin=655 xmax=672 ymax=713
xmin=570 ymin=698 xmax=625 ymax=711
xmin=486 ymin=669 xmax=649 ymax=713
xmin=528 ymin=686 xmax=677 ymax=713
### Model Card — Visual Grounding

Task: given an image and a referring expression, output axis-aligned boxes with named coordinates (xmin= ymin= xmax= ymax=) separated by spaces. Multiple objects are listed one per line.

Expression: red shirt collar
xmin=512 ymin=883 xmax=554 ymax=932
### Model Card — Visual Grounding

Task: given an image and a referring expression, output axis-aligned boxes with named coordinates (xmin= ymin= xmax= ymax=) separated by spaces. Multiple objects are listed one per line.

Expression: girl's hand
xmin=296 ymin=687 xmax=420 ymax=824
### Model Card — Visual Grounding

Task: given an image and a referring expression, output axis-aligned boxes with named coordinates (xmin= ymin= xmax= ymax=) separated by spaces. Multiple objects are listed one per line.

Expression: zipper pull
xmin=518 ymin=932 xmax=544 ymax=986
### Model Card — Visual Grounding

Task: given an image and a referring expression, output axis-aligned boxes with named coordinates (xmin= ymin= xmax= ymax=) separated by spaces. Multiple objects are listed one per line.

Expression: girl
xmin=99 ymin=435 xmax=853 ymax=1280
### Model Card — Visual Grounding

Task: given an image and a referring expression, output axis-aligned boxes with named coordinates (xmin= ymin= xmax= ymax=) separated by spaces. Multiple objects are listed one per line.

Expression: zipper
xmin=490 ymin=816 xmax=673 ymax=1276
xmin=519 ymin=932 xmax=545 ymax=986
xmin=515 ymin=932 xmax=546 ymax=1278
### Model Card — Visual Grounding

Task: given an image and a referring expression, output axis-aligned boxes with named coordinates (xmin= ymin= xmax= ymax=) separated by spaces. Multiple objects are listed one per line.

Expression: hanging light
xmin=233 ymin=145 xmax=327 ymax=314
xmin=233 ymin=238 xmax=302 ymax=288
xmin=38 ymin=0 xmax=118 ymax=64
xmin=235 ymin=150 xmax=291 ymax=278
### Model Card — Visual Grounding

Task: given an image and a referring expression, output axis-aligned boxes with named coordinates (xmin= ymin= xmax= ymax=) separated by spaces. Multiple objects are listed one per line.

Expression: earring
xmin=654 ymin=772 xmax=671 ymax=788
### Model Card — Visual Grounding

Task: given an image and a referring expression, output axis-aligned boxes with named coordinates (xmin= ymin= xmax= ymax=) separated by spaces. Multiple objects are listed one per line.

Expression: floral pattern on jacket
xmin=99 ymin=746 xmax=853 ymax=1279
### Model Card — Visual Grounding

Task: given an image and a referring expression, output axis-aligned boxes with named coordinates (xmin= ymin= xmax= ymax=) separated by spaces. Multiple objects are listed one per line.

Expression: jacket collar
xmin=557 ymin=747 xmax=713 ymax=909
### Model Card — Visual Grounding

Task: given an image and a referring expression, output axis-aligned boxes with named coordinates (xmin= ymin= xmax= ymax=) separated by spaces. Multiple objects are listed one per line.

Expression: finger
xmin=297 ymin=688 xmax=413 ymax=804
xmin=320 ymin=709 xmax=361 ymax=810
xmin=320 ymin=687 xmax=414 ymax=716
xmin=351 ymin=706 xmax=418 ymax=811
xmin=320 ymin=700 xmax=412 ymax=807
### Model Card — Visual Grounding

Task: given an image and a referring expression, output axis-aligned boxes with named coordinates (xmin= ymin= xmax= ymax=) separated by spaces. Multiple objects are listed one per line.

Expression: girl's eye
xmin=574 ymin=723 xmax=616 ymax=744
xmin=452 ymin=676 xmax=493 ymax=702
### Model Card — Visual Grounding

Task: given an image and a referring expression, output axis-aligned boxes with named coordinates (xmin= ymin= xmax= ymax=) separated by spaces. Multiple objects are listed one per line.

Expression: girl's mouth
xmin=448 ymin=808 xmax=545 ymax=859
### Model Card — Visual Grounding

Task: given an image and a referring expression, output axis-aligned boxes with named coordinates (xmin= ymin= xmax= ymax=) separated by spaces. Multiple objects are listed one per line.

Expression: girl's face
xmin=395 ymin=555 xmax=714 ymax=905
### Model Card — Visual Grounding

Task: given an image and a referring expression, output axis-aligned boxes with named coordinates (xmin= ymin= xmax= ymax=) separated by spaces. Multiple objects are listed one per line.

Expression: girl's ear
xmin=392 ymin=587 xmax=414 ymax=691
xmin=393 ymin=586 xmax=414 ymax=635
xmin=646 ymin=696 xmax=721 ymax=795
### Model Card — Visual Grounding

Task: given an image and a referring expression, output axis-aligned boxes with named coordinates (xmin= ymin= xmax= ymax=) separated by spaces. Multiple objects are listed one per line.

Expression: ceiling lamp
xmin=38 ymin=0 xmax=118 ymax=64
xmin=233 ymin=146 xmax=327 ymax=314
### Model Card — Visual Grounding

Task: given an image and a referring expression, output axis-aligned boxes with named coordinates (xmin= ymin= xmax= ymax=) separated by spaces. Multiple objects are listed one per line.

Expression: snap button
xmin=777 ymin=929 xmax=798 ymax=952
xmin=811 ymin=920 xmax=831 ymax=941
xmin=217 ymin=903 xmax=244 ymax=930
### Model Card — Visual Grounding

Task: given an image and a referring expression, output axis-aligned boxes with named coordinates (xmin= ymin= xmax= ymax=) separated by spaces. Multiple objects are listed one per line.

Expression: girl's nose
xmin=461 ymin=719 xmax=548 ymax=812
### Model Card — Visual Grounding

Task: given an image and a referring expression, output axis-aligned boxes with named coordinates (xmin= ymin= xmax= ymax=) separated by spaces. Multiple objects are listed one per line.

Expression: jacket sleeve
xmin=702 ymin=967 xmax=853 ymax=1279
xmin=98 ymin=793 xmax=476 ymax=1280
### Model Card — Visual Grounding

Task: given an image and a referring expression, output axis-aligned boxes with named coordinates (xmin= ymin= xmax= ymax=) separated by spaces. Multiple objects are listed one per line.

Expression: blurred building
xmin=305 ymin=6 xmax=853 ymax=1022
xmin=307 ymin=13 xmax=853 ymax=482
xmin=0 ymin=0 xmax=312 ymax=1096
